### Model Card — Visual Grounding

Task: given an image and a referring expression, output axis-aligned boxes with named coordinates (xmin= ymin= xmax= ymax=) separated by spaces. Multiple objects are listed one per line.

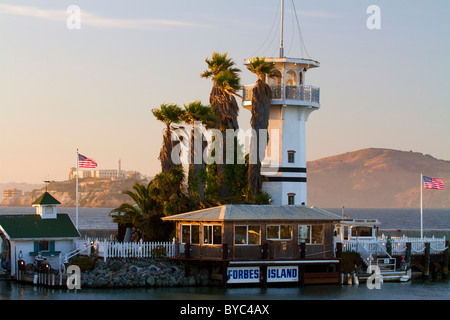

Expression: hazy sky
xmin=1 ymin=0 xmax=449 ymax=184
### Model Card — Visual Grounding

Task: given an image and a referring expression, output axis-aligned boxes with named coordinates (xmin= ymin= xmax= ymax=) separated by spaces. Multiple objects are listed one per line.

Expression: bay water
xmin=0 ymin=206 xmax=449 ymax=301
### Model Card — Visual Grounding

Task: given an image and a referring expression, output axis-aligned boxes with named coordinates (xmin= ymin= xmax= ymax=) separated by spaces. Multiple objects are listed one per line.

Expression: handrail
xmin=341 ymin=236 xmax=447 ymax=257
xmin=59 ymin=240 xmax=96 ymax=275
xmin=243 ymin=84 xmax=320 ymax=104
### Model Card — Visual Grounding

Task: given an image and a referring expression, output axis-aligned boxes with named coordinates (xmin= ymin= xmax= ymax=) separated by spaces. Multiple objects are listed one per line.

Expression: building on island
xmin=69 ymin=159 xmax=136 ymax=180
xmin=2 ymin=189 xmax=23 ymax=206
xmin=0 ymin=192 xmax=80 ymax=276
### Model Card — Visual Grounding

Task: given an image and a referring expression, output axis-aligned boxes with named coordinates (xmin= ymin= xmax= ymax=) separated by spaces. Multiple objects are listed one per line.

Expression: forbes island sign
xmin=227 ymin=267 xmax=260 ymax=284
xmin=267 ymin=266 xmax=298 ymax=283
xmin=227 ymin=266 xmax=299 ymax=284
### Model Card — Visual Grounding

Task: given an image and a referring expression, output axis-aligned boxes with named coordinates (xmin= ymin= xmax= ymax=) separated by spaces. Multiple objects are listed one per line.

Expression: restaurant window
xmin=351 ymin=226 xmax=373 ymax=237
xmin=267 ymin=225 xmax=292 ymax=240
xmin=181 ymin=224 xmax=200 ymax=244
xmin=298 ymin=225 xmax=324 ymax=245
xmin=234 ymin=225 xmax=261 ymax=245
xmin=203 ymin=225 xmax=222 ymax=245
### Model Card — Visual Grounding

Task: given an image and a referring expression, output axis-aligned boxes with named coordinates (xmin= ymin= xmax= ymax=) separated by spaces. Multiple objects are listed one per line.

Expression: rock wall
xmin=81 ymin=258 xmax=212 ymax=288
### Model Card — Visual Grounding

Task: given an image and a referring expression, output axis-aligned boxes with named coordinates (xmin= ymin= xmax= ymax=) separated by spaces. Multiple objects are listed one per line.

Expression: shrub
xmin=69 ymin=256 xmax=96 ymax=272
xmin=341 ymin=251 xmax=363 ymax=273
xmin=151 ymin=245 xmax=167 ymax=259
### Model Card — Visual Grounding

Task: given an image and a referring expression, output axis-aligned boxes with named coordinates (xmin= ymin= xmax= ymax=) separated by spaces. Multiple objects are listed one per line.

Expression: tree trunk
xmin=188 ymin=126 xmax=206 ymax=201
xmin=248 ymin=79 xmax=272 ymax=197
xmin=209 ymin=85 xmax=240 ymax=199
xmin=159 ymin=127 xmax=177 ymax=174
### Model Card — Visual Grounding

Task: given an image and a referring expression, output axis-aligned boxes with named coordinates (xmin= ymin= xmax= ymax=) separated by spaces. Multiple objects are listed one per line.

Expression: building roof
xmin=162 ymin=205 xmax=342 ymax=222
xmin=32 ymin=192 xmax=61 ymax=206
xmin=0 ymin=214 xmax=80 ymax=240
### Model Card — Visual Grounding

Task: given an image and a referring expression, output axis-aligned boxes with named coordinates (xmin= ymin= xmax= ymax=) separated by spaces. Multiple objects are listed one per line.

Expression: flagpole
xmin=76 ymin=149 xmax=79 ymax=231
xmin=420 ymin=171 xmax=423 ymax=239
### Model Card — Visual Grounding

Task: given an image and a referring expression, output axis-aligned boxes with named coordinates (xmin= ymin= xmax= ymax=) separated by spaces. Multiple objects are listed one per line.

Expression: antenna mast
xmin=280 ymin=0 xmax=284 ymax=57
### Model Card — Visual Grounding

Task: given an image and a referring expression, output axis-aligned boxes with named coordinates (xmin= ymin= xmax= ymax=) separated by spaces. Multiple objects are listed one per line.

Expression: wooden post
xmin=262 ymin=242 xmax=269 ymax=259
xmin=442 ymin=241 xmax=449 ymax=279
xmin=184 ymin=242 xmax=191 ymax=277
xmin=222 ymin=243 xmax=228 ymax=260
xmin=300 ymin=242 xmax=306 ymax=259
xmin=260 ymin=265 xmax=267 ymax=288
xmin=336 ymin=243 xmax=342 ymax=259
xmin=221 ymin=261 xmax=228 ymax=288
xmin=299 ymin=265 xmax=305 ymax=288
xmin=185 ymin=242 xmax=191 ymax=259
xmin=423 ymin=242 xmax=431 ymax=279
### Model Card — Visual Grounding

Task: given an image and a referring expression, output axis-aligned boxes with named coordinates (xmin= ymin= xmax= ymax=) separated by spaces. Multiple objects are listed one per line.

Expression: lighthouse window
xmin=287 ymin=151 xmax=295 ymax=163
xmin=286 ymin=70 xmax=297 ymax=85
xmin=288 ymin=194 xmax=295 ymax=205
xmin=203 ymin=225 xmax=222 ymax=245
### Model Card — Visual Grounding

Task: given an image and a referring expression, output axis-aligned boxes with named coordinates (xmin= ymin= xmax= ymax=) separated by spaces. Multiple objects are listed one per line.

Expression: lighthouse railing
xmin=243 ymin=84 xmax=320 ymax=104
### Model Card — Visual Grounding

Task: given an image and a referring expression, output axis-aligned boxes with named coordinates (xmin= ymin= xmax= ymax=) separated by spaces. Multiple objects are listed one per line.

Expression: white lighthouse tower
xmin=243 ymin=1 xmax=320 ymax=206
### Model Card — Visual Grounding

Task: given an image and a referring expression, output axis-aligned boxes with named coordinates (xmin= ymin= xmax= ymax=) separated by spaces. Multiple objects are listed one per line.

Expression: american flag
xmin=423 ymin=176 xmax=444 ymax=190
xmin=78 ymin=154 xmax=97 ymax=168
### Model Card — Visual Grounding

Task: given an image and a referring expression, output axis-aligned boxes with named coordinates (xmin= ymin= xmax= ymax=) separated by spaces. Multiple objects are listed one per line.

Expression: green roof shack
xmin=0 ymin=192 xmax=80 ymax=277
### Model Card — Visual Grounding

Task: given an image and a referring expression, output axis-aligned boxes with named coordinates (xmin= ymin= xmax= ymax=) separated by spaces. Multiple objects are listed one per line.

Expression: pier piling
xmin=423 ymin=243 xmax=431 ymax=279
xmin=442 ymin=241 xmax=449 ymax=279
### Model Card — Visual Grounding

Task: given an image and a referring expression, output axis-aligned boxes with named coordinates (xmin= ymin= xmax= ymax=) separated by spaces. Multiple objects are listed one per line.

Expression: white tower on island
xmin=243 ymin=1 xmax=320 ymax=206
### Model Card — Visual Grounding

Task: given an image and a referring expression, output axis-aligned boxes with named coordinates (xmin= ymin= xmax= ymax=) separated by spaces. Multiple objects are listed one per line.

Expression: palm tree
xmin=151 ymin=165 xmax=191 ymax=217
xmin=152 ymin=103 xmax=185 ymax=173
xmin=201 ymin=52 xmax=242 ymax=198
xmin=182 ymin=101 xmax=215 ymax=201
xmin=110 ymin=166 xmax=190 ymax=240
xmin=246 ymin=57 xmax=277 ymax=197
xmin=110 ymin=181 xmax=168 ymax=241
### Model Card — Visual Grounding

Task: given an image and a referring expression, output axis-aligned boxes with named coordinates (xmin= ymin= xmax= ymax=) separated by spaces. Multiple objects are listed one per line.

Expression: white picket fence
xmin=74 ymin=238 xmax=177 ymax=262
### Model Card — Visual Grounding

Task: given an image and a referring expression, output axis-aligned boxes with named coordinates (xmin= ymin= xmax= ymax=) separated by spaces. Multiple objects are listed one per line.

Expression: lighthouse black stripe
xmin=264 ymin=177 xmax=307 ymax=182
xmin=262 ymin=167 xmax=307 ymax=173
xmin=279 ymin=167 xmax=307 ymax=173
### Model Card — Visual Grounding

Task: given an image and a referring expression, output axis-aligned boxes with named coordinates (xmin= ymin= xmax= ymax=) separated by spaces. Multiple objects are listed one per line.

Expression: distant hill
xmin=307 ymin=148 xmax=450 ymax=208
xmin=0 ymin=178 xmax=148 ymax=208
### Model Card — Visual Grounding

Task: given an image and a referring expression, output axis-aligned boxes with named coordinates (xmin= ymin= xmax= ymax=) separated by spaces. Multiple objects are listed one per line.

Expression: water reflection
xmin=1 ymin=279 xmax=449 ymax=300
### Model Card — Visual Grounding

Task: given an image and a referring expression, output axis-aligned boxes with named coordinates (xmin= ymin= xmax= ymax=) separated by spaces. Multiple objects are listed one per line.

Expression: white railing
xmin=243 ymin=84 xmax=320 ymax=104
xmin=379 ymin=235 xmax=447 ymax=255
xmin=342 ymin=235 xmax=447 ymax=257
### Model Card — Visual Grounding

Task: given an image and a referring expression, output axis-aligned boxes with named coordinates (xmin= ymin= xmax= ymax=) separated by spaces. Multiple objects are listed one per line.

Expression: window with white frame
xmin=234 ymin=225 xmax=261 ymax=245
xmin=203 ymin=225 xmax=222 ymax=245
xmin=298 ymin=225 xmax=323 ymax=244
xmin=181 ymin=224 xmax=200 ymax=244
xmin=267 ymin=225 xmax=292 ymax=240
xmin=288 ymin=193 xmax=295 ymax=205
